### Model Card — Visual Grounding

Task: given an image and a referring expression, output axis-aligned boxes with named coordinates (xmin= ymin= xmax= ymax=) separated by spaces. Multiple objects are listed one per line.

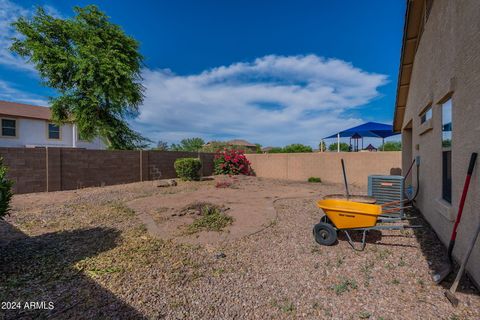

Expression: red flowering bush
xmin=214 ymin=149 xmax=254 ymax=176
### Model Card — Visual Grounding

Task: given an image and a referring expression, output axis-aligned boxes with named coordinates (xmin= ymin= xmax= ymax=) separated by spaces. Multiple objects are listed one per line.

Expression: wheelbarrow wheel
xmin=313 ymin=222 xmax=337 ymax=246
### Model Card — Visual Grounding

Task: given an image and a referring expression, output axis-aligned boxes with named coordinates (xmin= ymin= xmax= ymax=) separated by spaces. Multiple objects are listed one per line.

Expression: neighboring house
xmin=0 ymin=100 xmax=106 ymax=149
xmin=393 ymin=0 xmax=480 ymax=286
xmin=226 ymin=139 xmax=258 ymax=152
xmin=204 ymin=139 xmax=258 ymax=152
xmin=261 ymin=146 xmax=273 ymax=153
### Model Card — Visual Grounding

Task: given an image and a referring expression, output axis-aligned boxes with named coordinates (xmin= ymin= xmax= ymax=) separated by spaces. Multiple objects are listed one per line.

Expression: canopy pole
xmin=382 ymin=138 xmax=385 ymax=151
xmin=320 ymin=139 xmax=324 ymax=152
xmin=337 ymin=133 xmax=340 ymax=152
xmin=362 ymin=137 xmax=364 ymax=150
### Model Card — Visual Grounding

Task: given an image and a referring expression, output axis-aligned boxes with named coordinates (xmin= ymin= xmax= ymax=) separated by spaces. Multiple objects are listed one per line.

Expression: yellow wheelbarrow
xmin=313 ymin=199 xmax=420 ymax=250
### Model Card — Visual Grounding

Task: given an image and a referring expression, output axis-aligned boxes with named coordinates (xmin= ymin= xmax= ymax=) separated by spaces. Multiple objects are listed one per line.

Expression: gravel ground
xmin=1 ymin=178 xmax=479 ymax=319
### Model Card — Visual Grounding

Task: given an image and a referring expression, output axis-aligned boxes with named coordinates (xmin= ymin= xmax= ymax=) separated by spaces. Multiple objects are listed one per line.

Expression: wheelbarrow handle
xmin=380 ymin=199 xmax=410 ymax=207
xmin=382 ymin=206 xmax=412 ymax=214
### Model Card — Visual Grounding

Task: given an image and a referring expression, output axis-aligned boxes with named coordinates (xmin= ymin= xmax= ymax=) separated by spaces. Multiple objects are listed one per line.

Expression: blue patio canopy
xmin=322 ymin=122 xmax=399 ymax=152
xmin=323 ymin=122 xmax=398 ymax=139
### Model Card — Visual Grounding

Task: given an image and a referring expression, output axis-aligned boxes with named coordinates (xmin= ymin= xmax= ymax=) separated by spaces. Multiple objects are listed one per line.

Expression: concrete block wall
xmin=0 ymin=148 xmax=215 ymax=194
xmin=246 ymin=152 xmax=402 ymax=188
xmin=0 ymin=148 xmax=47 ymax=194
xmin=60 ymin=149 xmax=142 ymax=190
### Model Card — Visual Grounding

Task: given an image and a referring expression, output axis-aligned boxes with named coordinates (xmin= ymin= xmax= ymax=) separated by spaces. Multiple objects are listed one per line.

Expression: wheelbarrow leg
xmin=344 ymin=229 xmax=367 ymax=251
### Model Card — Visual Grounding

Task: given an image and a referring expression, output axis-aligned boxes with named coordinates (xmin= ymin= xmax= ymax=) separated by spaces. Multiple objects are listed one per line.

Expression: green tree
xmin=0 ymin=158 xmax=13 ymax=219
xmin=318 ymin=141 xmax=327 ymax=152
xmin=282 ymin=144 xmax=313 ymax=153
xmin=267 ymin=147 xmax=284 ymax=153
xmin=170 ymin=137 xmax=205 ymax=152
xmin=328 ymin=142 xmax=350 ymax=152
xmin=10 ymin=5 xmax=148 ymax=149
xmin=379 ymin=141 xmax=402 ymax=151
xmin=153 ymin=140 xmax=169 ymax=151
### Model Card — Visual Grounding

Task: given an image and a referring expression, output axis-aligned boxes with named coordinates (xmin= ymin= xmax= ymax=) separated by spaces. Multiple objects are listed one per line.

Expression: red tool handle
xmin=447 ymin=153 xmax=477 ymax=262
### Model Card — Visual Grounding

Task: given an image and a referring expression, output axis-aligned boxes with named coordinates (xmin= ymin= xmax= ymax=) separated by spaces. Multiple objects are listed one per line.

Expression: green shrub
xmin=379 ymin=141 xmax=402 ymax=151
xmin=0 ymin=157 xmax=13 ymax=219
xmin=328 ymin=142 xmax=350 ymax=152
xmin=267 ymin=147 xmax=284 ymax=153
xmin=308 ymin=177 xmax=322 ymax=183
xmin=282 ymin=144 xmax=313 ymax=153
xmin=174 ymin=158 xmax=202 ymax=181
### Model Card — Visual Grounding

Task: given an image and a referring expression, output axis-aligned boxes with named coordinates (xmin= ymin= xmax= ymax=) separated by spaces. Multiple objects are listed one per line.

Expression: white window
xmin=441 ymin=99 xmax=452 ymax=203
xmin=48 ymin=123 xmax=61 ymax=140
xmin=442 ymin=99 xmax=452 ymax=148
xmin=1 ymin=119 xmax=16 ymax=137
xmin=420 ymin=107 xmax=432 ymax=124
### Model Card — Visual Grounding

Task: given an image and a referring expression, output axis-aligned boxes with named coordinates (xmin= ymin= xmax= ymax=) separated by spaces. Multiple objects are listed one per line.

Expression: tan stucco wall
xmin=246 ymin=152 xmax=401 ymax=187
xmin=400 ymin=0 xmax=480 ymax=285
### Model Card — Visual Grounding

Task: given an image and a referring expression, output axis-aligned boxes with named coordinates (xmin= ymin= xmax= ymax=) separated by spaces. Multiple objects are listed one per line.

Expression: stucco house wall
xmin=0 ymin=117 xmax=105 ymax=149
xmin=399 ymin=0 xmax=480 ymax=285
xmin=0 ymin=100 xmax=106 ymax=150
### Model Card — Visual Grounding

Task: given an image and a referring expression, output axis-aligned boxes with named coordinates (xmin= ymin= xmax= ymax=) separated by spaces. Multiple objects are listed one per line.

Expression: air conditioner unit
xmin=368 ymin=175 xmax=405 ymax=217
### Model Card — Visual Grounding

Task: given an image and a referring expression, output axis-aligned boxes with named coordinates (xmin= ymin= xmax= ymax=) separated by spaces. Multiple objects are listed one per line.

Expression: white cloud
xmin=136 ymin=54 xmax=388 ymax=147
xmin=0 ymin=80 xmax=48 ymax=105
xmin=0 ymin=0 xmax=37 ymax=72
xmin=0 ymin=0 xmax=65 ymax=72
xmin=0 ymin=1 xmax=62 ymax=106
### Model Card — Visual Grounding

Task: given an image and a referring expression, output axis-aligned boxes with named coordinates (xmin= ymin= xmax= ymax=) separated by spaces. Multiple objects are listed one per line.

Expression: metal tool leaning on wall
xmin=444 ymin=216 xmax=480 ymax=306
xmin=432 ymin=153 xmax=478 ymax=284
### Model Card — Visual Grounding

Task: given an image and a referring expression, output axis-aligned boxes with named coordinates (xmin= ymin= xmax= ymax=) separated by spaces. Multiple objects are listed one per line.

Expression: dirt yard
xmin=1 ymin=176 xmax=479 ymax=319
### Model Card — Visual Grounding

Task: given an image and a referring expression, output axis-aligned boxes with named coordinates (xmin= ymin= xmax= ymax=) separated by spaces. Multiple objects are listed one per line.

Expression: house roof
xmin=0 ymin=100 xmax=52 ymax=121
xmin=393 ymin=0 xmax=426 ymax=132
xmin=226 ymin=139 xmax=257 ymax=147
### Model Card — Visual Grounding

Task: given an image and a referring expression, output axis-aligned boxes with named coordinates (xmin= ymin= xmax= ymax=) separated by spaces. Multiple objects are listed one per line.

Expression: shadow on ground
xmin=337 ymin=229 xmax=418 ymax=249
xmin=324 ymin=207 xmax=478 ymax=296
xmin=0 ymin=221 xmax=146 ymax=319
xmin=407 ymin=206 xmax=479 ymax=294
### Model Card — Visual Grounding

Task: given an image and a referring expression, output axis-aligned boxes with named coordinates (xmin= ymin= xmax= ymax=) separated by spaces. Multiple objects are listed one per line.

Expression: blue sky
xmin=0 ymin=0 xmax=405 ymax=147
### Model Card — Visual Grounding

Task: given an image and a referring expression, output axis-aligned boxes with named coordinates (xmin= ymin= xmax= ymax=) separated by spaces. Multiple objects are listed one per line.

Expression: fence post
xmin=45 ymin=147 xmax=49 ymax=192
xmin=140 ymin=150 xmax=143 ymax=182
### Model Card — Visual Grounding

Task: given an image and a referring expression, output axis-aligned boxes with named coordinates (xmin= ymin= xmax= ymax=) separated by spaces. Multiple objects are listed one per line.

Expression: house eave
xmin=393 ymin=0 xmax=425 ymax=132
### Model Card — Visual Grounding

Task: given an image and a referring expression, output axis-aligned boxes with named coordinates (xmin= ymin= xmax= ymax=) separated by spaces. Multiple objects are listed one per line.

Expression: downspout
xmin=72 ymin=124 xmax=77 ymax=148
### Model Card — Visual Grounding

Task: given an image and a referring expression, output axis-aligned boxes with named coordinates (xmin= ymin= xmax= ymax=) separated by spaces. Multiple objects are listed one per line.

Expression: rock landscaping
xmin=1 ymin=176 xmax=479 ymax=319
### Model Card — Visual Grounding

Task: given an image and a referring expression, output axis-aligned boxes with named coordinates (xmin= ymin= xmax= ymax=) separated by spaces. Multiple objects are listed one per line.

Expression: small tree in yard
xmin=174 ymin=158 xmax=202 ymax=181
xmin=214 ymin=149 xmax=253 ymax=176
xmin=10 ymin=5 xmax=148 ymax=150
xmin=0 ymin=158 xmax=13 ymax=219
